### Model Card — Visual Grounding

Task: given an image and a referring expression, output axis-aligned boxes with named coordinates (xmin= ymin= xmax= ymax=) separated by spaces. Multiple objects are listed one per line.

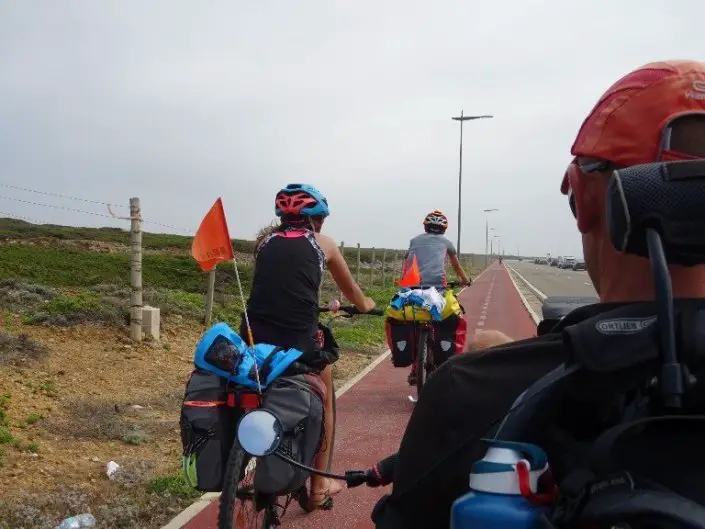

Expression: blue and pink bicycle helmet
xmin=274 ymin=183 xmax=330 ymax=218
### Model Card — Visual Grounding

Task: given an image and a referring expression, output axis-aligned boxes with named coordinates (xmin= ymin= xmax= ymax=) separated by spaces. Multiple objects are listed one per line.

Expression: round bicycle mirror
xmin=236 ymin=409 xmax=283 ymax=457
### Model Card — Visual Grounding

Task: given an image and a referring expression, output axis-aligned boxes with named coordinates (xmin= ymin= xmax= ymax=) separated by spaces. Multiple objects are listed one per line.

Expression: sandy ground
xmin=0 ymin=314 xmax=379 ymax=528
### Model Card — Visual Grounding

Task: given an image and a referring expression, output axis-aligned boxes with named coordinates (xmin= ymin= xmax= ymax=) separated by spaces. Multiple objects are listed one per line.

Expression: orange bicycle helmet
xmin=423 ymin=210 xmax=449 ymax=232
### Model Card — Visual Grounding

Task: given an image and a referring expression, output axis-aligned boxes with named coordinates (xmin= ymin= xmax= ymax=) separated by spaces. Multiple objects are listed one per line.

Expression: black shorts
xmin=239 ymin=318 xmax=333 ymax=370
xmin=239 ymin=318 xmax=317 ymax=350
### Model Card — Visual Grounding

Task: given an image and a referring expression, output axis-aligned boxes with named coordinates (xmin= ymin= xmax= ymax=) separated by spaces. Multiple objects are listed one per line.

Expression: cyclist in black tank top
xmin=246 ymin=227 xmax=326 ymax=357
xmin=242 ymin=184 xmax=376 ymax=511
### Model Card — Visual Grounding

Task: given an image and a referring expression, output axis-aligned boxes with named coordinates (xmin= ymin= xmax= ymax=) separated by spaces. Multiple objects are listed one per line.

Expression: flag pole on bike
xmin=190 ymin=197 xmax=262 ymax=392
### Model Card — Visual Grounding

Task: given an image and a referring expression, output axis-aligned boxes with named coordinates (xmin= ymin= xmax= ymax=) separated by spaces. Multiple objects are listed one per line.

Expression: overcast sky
xmin=1 ymin=1 xmax=703 ymax=257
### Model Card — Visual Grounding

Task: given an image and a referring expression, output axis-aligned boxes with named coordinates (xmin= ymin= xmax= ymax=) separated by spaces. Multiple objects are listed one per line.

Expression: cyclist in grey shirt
xmin=404 ymin=210 xmax=471 ymax=287
xmin=402 ymin=210 xmax=471 ymax=385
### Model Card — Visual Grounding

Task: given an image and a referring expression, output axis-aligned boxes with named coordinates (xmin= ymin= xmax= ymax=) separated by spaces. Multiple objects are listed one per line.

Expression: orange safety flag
xmin=397 ymin=255 xmax=421 ymax=287
xmin=191 ymin=198 xmax=235 ymax=272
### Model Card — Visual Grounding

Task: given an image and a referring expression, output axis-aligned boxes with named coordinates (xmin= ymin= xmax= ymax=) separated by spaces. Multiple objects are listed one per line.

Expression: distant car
xmin=572 ymin=259 xmax=586 ymax=270
xmin=560 ymin=256 xmax=575 ymax=269
xmin=550 ymin=257 xmax=560 ymax=267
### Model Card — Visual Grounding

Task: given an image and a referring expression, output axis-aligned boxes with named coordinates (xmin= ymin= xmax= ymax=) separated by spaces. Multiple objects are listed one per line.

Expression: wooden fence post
xmin=382 ymin=249 xmax=387 ymax=287
xmin=370 ymin=247 xmax=376 ymax=286
xmin=129 ymin=197 xmax=143 ymax=342
xmin=204 ymin=269 xmax=216 ymax=325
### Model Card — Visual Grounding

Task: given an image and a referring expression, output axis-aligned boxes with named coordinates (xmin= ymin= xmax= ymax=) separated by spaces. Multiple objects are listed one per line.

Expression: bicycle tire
xmin=218 ymin=442 xmax=266 ymax=529
xmin=415 ymin=327 xmax=428 ymax=398
xmin=261 ymin=505 xmax=279 ymax=529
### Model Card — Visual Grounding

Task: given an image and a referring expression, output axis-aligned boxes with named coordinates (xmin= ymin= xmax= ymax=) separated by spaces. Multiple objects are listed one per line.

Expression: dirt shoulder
xmin=0 ymin=316 xmax=381 ymax=529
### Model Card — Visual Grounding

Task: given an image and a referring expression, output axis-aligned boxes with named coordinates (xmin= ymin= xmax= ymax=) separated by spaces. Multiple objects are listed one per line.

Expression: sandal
xmin=296 ymin=479 xmax=344 ymax=513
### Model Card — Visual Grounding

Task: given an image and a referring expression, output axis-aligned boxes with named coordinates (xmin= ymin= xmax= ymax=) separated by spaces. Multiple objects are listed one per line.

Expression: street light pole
xmin=483 ymin=208 xmax=498 ymax=268
xmin=452 ymin=111 xmax=493 ymax=255
xmin=491 ymin=235 xmax=500 ymax=258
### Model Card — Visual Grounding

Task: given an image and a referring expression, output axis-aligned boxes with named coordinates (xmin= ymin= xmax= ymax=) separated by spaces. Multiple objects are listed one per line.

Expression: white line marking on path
xmin=504 ymin=265 xmax=542 ymax=324
xmin=505 ymin=264 xmax=548 ymax=300
xmin=335 ymin=349 xmax=391 ymax=398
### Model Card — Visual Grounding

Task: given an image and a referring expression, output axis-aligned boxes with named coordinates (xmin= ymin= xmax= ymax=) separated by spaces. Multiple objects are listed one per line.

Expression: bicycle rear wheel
xmin=218 ymin=442 xmax=270 ymax=529
xmin=415 ymin=327 xmax=428 ymax=399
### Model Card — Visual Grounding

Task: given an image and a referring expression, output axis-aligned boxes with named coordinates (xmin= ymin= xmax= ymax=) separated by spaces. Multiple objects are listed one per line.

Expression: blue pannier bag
xmin=193 ymin=322 xmax=304 ymax=389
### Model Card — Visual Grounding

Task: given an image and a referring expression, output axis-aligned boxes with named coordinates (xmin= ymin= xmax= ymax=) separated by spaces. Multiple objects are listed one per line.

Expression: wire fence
xmin=319 ymin=243 xmax=478 ymax=293
xmin=0 ymin=183 xmax=483 ymax=339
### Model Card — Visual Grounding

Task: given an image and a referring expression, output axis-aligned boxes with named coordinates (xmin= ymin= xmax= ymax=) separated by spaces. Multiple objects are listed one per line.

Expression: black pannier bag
xmin=430 ymin=315 xmax=468 ymax=365
xmin=180 ymin=368 xmax=241 ymax=492
xmin=254 ymin=374 xmax=326 ymax=494
xmin=386 ymin=318 xmax=415 ymax=367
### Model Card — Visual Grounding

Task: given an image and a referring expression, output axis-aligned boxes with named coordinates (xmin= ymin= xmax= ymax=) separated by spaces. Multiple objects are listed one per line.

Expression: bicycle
xmin=217 ymin=305 xmax=384 ymax=529
xmin=399 ymin=281 xmax=466 ymax=402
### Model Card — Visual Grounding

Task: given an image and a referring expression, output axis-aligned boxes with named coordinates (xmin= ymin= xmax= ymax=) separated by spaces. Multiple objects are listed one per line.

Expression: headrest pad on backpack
xmin=607 ymin=160 xmax=705 ymax=266
xmin=541 ymin=296 xmax=599 ymax=321
xmin=561 ymin=299 xmax=705 ymax=372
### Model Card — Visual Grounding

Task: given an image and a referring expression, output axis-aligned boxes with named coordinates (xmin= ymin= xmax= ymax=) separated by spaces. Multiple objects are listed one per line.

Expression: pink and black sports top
xmin=247 ymin=228 xmax=326 ymax=335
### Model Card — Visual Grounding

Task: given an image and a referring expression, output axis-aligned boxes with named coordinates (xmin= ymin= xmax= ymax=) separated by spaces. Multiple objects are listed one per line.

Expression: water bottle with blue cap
xmin=450 ymin=439 xmax=556 ymax=529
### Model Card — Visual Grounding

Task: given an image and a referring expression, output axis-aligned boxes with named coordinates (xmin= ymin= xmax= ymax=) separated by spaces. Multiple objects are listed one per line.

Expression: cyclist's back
xmin=404 ymin=210 xmax=469 ymax=287
xmin=248 ymin=226 xmax=323 ymax=346
xmin=243 ymin=183 xmax=376 ymax=512
xmin=393 ymin=210 xmax=470 ymax=387
xmin=407 ymin=232 xmax=456 ymax=287
xmin=372 ymin=59 xmax=705 ymax=529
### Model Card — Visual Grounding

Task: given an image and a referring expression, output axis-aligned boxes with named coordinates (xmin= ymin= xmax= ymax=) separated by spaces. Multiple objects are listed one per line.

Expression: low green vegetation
xmin=147 ymin=473 xmax=201 ymax=500
xmin=26 ymin=413 xmax=42 ymax=425
xmin=322 ymin=286 xmax=398 ymax=351
xmin=0 ymin=217 xmax=484 ymax=349
xmin=0 ymin=244 xmax=238 ymax=292
xmin=0 ymin=425 xmax=14 ymax=445
xmin=0 ymin=217 xmax=255 ymax=253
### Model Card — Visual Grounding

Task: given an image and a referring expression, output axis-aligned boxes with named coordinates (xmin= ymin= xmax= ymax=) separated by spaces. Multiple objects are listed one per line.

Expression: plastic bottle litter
xmin=55 ymin=513 xmax=97 ymax=529
xmin=106 ymin=460 xmax=120 ymax=479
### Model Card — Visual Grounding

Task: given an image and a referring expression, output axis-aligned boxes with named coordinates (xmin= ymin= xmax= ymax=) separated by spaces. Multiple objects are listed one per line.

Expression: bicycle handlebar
xmin=319 ymin=306 xmax=385 ymax=317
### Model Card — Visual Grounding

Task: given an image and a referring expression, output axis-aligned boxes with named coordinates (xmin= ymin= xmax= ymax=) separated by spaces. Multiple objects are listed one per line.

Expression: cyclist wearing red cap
xmin=371 ymin=60 xmax=705 ymax=529
xmin=245 ymin=183 xmax=375 ymax=511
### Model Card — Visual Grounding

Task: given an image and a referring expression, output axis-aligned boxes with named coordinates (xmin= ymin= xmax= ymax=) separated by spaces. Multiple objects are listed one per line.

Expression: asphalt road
xmin=508 ymin=259 xmax=597 ymax=298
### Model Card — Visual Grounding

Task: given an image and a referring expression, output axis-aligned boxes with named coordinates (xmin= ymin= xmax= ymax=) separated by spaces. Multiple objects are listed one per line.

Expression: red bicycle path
xmin=176 ymin=261 xmax=536 ymax=529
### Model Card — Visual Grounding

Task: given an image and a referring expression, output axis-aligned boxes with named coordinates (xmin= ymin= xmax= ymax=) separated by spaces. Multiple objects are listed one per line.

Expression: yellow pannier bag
xmin=385 ymin=288 xmax=463 ymax=322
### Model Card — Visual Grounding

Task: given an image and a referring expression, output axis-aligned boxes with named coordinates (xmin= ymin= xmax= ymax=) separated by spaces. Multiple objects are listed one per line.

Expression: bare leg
xmin=309 ymin=365 xmax=344 ymax=506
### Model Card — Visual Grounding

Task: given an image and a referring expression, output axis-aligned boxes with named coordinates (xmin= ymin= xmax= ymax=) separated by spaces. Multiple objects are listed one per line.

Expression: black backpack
xmin=497 ymin=300 xmax=705 ymax=528
xmin=494 ymin=161 xmax=705 ymax=528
